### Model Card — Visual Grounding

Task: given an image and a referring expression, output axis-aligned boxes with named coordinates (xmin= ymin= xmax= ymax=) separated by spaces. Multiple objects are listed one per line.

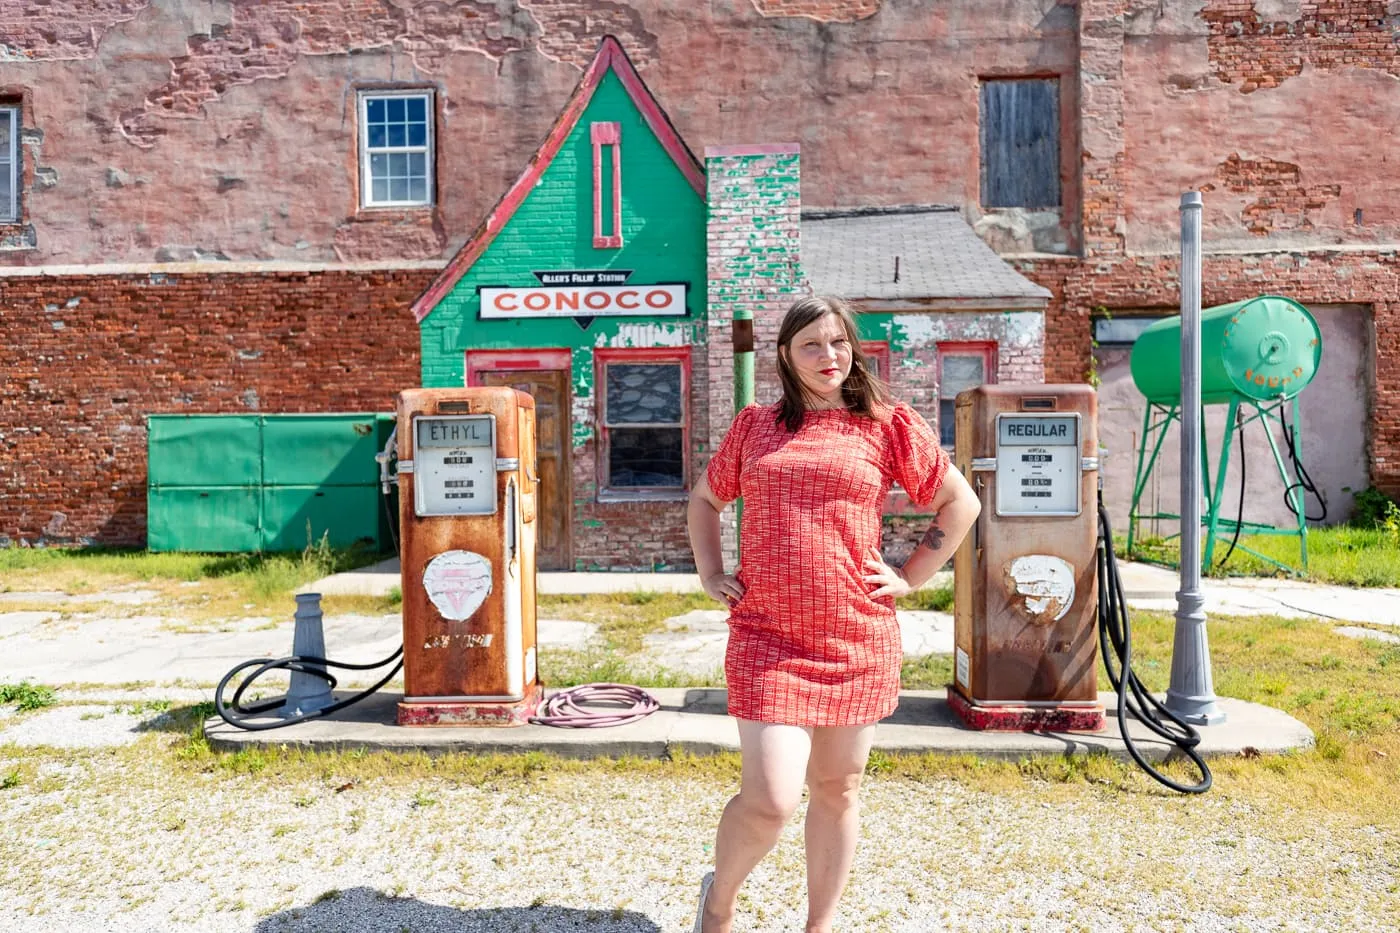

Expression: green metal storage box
xmin=146 ymin=416 xmax=262 ymax=487
xmin=147 ymin=413 xmax=395 ymax=553
xmin=260 ymin=486 xmax=381 ymax=552
xmin=147 ymin=487 xmax=261 ymax=553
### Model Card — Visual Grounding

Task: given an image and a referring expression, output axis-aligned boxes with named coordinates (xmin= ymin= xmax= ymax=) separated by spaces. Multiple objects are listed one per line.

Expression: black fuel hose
xmin=214 ymin=647 xmax=404 ymax=731
xmin=1097 ymin=497 xmax=1212 ymax=794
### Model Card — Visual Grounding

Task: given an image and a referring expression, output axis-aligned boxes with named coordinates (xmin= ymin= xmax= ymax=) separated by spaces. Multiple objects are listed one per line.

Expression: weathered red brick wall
xmin=0 ymin=268 xmax=430 ymax=545
xmin=705 ymin=144 xmax=805 ymax=566
xmin=1117 ymin=1 xmax=1400 ymax=253
xmin=1200 ymin=0 xmax=1400 ymax=93
xmin=0 ymin=0 xmax=1079 ymax=266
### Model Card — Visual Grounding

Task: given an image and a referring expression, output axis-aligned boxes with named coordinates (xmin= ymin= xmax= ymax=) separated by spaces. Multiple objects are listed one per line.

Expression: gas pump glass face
xmin=994 ymin=413 xmax=1081 ymax=516
xmin=414 ymin=415 xmax=497 ymax=516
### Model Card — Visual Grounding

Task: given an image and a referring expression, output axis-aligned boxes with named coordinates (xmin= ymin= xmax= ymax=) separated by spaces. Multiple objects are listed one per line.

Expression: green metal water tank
xmin=1129 ymin=295 xmax=1322 ymax=406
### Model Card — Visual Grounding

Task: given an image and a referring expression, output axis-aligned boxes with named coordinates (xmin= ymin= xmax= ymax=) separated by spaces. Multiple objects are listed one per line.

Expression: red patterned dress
xmin=705 ymin=401 xmax=951 ymax=727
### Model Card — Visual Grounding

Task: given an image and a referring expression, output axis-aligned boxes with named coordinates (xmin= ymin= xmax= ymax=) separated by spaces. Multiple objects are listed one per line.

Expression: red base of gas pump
xmin=397 ymin=682 xmax=545 ymax=727
xmin=946 ymin=687 xmax=1105 ymax=733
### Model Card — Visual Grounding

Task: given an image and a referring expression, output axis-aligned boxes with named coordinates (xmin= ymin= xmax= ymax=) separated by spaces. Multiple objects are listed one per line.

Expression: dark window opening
xmin=980 ymin=78 xmax=1060 ymax=210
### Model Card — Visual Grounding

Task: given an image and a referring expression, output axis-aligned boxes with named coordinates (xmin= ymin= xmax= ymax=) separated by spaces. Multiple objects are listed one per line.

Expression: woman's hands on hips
xmin=863 ymin=546 xmax=913 ymax=600
xmin=703 ymin=570 xmax=746 ymax=607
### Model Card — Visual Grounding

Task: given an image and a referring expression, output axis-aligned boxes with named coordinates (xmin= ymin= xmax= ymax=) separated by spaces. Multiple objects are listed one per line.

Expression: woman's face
xmin=784 ymin=312 xmax=853 ymax=406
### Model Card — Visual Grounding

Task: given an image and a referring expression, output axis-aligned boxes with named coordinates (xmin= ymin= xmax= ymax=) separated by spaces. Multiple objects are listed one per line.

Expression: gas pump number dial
xmin=994 ymin=413 xmax=1080 ymax=517
xmin=414 ymin=415 xmax=497 ymax=516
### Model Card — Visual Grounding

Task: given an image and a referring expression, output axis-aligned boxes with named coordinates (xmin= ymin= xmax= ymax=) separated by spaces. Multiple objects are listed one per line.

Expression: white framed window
xmin=358 ymin=92 xmax=433 ymax=208
xmin=0 ymin=106 xmax=18 ymax=223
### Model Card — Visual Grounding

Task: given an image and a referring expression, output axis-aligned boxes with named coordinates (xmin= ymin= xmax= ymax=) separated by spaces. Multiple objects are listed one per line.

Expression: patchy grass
xmin=895 ymin=583 xmax=954 ymax=612
xmin=0 ymin=543 xmax=393 ymax=621
xmin=0 ymin=541 xmax=380 ymax=594
xmin=533 ymin=591 xmax=719 ymax=687
xmin=1125 ymin=525 xmax=1400 ymax=587
xmin=0 ymin=681 xmax=57 ymax=712
xmin=900 ymin=654 xmax=954 ymax=691
xmin=537 ymin=591 xmax=714 ymax=654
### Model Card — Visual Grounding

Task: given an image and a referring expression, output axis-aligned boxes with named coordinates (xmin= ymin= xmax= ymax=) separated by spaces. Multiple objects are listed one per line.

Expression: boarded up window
xmin=980 ymin=78 xmax=1060 ymax=209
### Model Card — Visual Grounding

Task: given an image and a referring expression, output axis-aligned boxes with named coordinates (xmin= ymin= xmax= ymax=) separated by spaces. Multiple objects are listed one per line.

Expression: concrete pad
xmin=0 ymin=610 xmax=60 ymax=637
xmin=537 ymin=619 xmax=600 ymax=650
xmin=206 ymin=688 xmax=1311 ymax=763
xmin=0 ymin=591 xmax=71 ymax=603
xmin=0 ymin=589 xmax=159 ymax=606
xmin=1210 ymin=579 xmax=1400 ymax=627
xmin=1115 ymin=561 xmax=1182 ymax=599
xmin=1334 ymin=625 xmax=1400 ymax=645
xmin=898 ymin=610 xmax=954 ymax=656
xmin=642 ymin=610 xmax=728 ymax=677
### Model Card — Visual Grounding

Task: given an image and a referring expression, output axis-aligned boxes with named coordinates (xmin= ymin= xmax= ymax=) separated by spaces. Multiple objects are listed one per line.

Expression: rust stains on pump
xmin=395 ymin=387 xmax=541 ymax=726
xmin=951 ymin=384 xmax=1103 ymax=727
xmin=1002 ymin=554 xmax=1077 ymax=626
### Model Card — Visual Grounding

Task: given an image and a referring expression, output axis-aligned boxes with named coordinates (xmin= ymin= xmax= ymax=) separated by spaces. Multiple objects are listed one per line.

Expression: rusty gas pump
xmin=949 ymin=384 xmax=1104 ymax=731
xmin=394 ymin=387 xmax=543 ymax=726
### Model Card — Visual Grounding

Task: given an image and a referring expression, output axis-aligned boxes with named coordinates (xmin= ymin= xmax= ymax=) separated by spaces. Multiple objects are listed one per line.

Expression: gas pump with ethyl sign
xmin=949 ymin=384 xmax=1104 ymax=732
xmin=394 ymin=387 xmax=543 ymax=726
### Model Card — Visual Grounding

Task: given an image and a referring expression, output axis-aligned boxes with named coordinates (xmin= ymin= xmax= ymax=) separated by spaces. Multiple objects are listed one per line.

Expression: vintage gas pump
xmin=394 ymin=387 xmax=543 ymax=726
xmin=949 ymin=384 xmax=1104 ymax=731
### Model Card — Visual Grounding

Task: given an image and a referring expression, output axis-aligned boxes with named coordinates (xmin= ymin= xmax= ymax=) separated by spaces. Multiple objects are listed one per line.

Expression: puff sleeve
xmin=887 ymin=403 xmax=952 ymax=507
xmin=706 ymin=404 xmax=759 ymax=502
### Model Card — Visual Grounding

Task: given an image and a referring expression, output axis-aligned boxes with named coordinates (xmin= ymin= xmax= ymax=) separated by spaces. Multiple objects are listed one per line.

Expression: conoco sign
xmin=479 ymin=283 xmax=687 ymax=319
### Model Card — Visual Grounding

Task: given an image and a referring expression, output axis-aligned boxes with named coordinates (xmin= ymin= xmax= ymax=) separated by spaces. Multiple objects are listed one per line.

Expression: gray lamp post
xmin=1165 ymin=191 xmax=1226 ymax=726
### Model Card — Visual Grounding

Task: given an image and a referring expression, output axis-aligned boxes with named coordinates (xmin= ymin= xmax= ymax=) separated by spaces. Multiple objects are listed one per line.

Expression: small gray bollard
xmin=282 ymin=592 xmax=334 ymax=717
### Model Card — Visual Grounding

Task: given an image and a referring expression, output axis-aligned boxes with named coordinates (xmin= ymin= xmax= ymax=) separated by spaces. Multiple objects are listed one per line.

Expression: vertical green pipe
xmin=1128 ymin=402 xmax=1153 ymax=555
xmin=1203 ymin=396 xmax=1239 ymax=568
xmin=733 ymin=307 xmax=755 ymax=545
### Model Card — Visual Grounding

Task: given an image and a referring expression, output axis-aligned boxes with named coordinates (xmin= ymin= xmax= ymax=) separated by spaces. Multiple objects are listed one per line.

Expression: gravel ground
xmin=0 ymin=721 xmax=1396 ymax=933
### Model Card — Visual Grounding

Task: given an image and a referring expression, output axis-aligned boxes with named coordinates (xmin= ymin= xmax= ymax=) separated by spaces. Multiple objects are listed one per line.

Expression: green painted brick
xmin=417 ymin=71 xmax=706 ymax=401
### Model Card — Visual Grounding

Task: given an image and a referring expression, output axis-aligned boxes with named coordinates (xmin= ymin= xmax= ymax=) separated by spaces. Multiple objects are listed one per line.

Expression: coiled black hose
xmin=214 ymin=647 xmax=403 ymax=731
xmin=1097 ymin=497 xmax=1212 ymax=794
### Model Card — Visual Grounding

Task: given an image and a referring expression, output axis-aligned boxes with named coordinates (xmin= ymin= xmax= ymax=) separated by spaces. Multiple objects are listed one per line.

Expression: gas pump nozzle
xmin=376 ymin=424 xmax=399 ymax=495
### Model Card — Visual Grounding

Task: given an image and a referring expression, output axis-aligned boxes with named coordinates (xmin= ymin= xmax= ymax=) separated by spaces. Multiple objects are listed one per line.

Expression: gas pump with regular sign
xmin=949 ymin=385 xmax=1104 ymax=732
xmin=395 ymin=387 xmax=543 ymax=726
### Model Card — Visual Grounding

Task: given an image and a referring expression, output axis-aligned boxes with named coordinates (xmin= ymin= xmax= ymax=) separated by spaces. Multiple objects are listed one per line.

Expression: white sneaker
xmin=692 ymin=871 xmax=714 ymax=933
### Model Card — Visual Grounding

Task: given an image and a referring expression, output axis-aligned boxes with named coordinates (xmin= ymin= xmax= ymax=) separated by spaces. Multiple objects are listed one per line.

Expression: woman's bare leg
xmin=802 ymin=723 xmax=877 ymax=933
xmin=702 ymin=719 xmax=813 ymax=933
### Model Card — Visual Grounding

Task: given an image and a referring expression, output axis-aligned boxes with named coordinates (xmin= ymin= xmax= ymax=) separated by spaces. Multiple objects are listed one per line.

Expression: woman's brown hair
xmin=774 ymin=295 xmax=892 ymax=432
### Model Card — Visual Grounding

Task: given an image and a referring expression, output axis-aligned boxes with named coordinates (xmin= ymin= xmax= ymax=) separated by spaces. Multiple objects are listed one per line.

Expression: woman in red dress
xmin=687 ymin=295 xmax=982 ymax=933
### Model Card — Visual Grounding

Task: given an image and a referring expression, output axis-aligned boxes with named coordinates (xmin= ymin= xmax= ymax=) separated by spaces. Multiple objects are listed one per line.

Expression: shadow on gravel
xmin=253 ymin=885 xmax=663 ymax=932
xmin=136 ymin=702 xmax=216 ymax=735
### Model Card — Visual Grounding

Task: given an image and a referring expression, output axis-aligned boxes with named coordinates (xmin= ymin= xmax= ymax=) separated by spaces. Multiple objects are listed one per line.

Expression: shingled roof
xmin=800 ymin=206 xmax=1052 ymax=309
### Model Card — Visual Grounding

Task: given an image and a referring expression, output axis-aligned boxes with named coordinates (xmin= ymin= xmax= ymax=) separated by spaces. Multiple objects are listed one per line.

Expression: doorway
xmin=467 ymin=350 xmax=572 ymax=571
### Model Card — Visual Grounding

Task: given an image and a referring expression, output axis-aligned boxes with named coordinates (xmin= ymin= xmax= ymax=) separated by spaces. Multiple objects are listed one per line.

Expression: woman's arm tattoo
xmin=920 ymin=520 xmax=946 ymax=552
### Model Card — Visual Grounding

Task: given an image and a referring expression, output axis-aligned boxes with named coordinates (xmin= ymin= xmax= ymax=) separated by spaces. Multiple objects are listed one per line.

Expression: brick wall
xmin=877 ymin=309 xmax=1046 ymax=564
xmin=1207 ymin=154 xmax=1342 ymax=236
xmin=1021 ymin=249 xmax=1400 ymax=498
xmin=1200 ymin=0 xmax=1400 ymax=93
xmin=0 ymin=266 xmax=429 ymax=545
xmin=705 ymin=144 xmax=804 ymax=566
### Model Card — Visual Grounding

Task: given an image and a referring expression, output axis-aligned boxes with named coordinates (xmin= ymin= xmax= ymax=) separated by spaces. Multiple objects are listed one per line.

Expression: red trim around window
xmin=936 ymin=341 xmax=998 ymax=394
xmin=464 ymin=348 xmax=572 ymax=385
xmin=860 ymin=340 xmax=890 ymax=382
xmin=594 ymin=346 xmax=691 ymax=496
xmin=591 ymin=121 xmax=622 ymax=249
